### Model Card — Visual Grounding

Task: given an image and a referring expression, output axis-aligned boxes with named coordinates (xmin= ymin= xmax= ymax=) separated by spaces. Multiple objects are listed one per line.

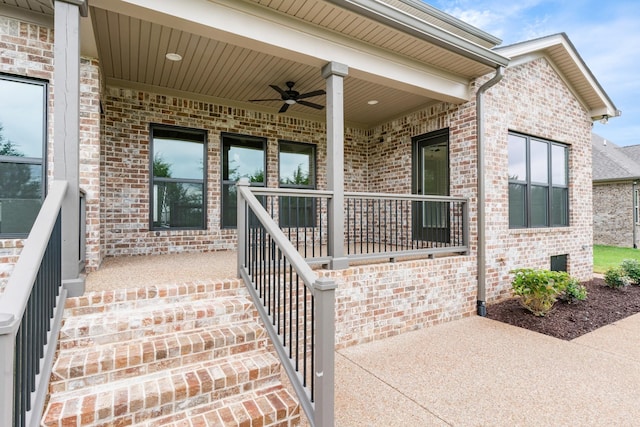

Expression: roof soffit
xmin=497 ymin=34 xmax=619 ymax=121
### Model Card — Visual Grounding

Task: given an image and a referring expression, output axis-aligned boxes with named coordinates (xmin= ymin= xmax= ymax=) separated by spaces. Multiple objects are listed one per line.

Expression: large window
xmin=0 ymin=74 xmax=47 ymax=236
xmin=221 ymin=133 xmax=266 ymax=228
xmin=150 ymin=124 xmax=206 ymax=229
xmin=508 ymin=132 xmax=568 ymax=228
xmin=279 ymin=141 xmax=316 ymax=227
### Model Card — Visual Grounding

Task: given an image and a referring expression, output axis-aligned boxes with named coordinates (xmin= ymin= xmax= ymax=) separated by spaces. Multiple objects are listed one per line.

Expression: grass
xmin=593 ymin=245 xmax=640 ymax=274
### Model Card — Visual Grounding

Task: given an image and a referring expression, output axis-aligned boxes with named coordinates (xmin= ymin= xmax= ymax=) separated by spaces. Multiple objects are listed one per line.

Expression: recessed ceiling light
xmin=165 ymin=52 xmax=182 ymax=61
xmin=367 ymin=100 xmax=379 ymax=105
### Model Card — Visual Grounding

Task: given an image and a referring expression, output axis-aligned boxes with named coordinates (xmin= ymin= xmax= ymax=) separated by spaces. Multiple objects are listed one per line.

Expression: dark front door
xmin=412 ymin=129 xmax=450 ymax=243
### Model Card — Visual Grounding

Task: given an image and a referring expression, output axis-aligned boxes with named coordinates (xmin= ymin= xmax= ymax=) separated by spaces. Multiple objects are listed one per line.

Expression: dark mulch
xmin=485 ymin=278 xmax=640 ymax=340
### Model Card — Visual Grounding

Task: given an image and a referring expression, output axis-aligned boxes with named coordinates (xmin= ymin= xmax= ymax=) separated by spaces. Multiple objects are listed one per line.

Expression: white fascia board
xmin=98 ymin=0 xmax=472 ymax=103
xmin=498 ymin=34 xmax=619 ymax=119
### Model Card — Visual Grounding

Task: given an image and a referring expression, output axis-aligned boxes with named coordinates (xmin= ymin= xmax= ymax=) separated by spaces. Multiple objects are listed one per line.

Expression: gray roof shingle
xmin=592 ymin=133 xmax=640 ymax=181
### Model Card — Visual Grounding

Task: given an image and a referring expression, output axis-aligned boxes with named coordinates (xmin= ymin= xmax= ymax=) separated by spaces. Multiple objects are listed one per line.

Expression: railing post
xmin=313 ymin=276 xmax=336 ymax=427
xmin=0 ymin=316 xmax=16 ymax=427
xmin=322 ymin=62 xmax=349 ymax=270
xmin=237 ymin=178 xmax=250 ymax=278
xmin=462 ymin=200 xmax=470 ymax=255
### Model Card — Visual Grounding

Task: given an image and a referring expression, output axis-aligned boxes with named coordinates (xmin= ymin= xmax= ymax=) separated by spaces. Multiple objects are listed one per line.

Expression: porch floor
xmin=84 ymin=253 xmax=640 ymax=425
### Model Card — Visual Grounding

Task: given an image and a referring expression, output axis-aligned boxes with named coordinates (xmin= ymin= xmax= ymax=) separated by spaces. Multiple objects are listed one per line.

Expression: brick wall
xmin=101 ymin=87 xmax=368 ymax=257
xmin=593 ymin=182 xmax=636 ymax=247
xmin=0 ymin=14 xmax=102 ymax=279
xmin=0 ymin=15 xmax=54 ymax=289
xmin=483 ymin=58 xmax=594 ymax=297
xmin=323 ymin=256 xmax=477 ymax=348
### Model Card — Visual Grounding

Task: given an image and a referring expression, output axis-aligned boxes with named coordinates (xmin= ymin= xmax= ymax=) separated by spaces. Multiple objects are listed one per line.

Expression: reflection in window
xmin=222 ymin=133 xmax=266 ymax=228
xmin=150 ymin=125 xmax=206 ymax=229
xmin=0 ymin=74 xmax=46 ymax=235
xmin=279 ymin=141 xmax=316 ymax=228
xmin=508 ymin=132 xmax=568 ymax=228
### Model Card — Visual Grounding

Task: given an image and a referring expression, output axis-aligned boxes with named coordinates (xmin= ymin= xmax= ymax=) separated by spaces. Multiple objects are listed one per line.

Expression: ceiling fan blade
xmin=270 ymin=85 xmax=286 ymax=96
xmin=297 ymin=89 xmax=326 ymax=99
xmin=297 ymin=100 xmax=324 ymax=110
xmin=278 ymin=103 xmax=290 ymax=113
xmin=248 ymin=98 xmax=283 ymax=102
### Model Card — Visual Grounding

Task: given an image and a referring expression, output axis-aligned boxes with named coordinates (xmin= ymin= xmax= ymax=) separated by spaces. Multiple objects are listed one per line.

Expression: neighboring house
xmin=592 ymin=133 xmax=640 ymax=248
xmin=0 ymin=0 xmax=619 ymax=358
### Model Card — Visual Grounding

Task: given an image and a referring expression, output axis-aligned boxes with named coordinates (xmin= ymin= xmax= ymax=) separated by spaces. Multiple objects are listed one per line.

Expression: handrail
xmin=346 ymin=190 xmax=468 ymax=203
xmin=237 ymin=179 xmax=336 ymax=427
xmin=239 ymin=184 xmax=317 ymax=290
xmin=0 ymin=180 xmax=68 ymax=332
xmin=0 ymin=180 xmax=68 ymax=427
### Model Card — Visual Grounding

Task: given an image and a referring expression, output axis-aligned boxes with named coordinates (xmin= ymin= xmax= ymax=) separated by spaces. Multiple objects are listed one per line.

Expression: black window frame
xmin=0 ymin=73 xmax=48 ymax=237
xmin=508 ymin=131 xmax=569 ymax=229
xmin=278 ymin=140 xmax=317 ymax=228
xmin=149 ymin=123 xmax=207 ymax=231
xmin=221 ymin=132 xmax=267 ymax=229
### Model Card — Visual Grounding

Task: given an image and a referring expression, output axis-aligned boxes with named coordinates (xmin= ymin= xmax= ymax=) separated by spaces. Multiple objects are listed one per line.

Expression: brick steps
xmin=43 ymin=281 xmax=301 ymax=426
xmin=58 ymin=296 xmax=255 ymax=349
xmin=50 ymin=320 xmax=269 ymax=393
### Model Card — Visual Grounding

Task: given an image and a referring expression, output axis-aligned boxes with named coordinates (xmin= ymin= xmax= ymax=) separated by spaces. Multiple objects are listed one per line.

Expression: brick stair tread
xmin=43 ymin=348 xmax=284 ymax=427
xmin=50 ymin=320 xmax=269 ymax=392
xmin=64 ymin=279 xmax=246 ymax=316
xmin=58 ymin=296 xmax=256 ymax=348
xmin=140 ymin=386 xmax=301 ymax=427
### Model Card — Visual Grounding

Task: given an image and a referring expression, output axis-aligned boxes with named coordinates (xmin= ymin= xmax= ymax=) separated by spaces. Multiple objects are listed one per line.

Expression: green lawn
xmin=593 ymin=244 xmax=640 ymax=274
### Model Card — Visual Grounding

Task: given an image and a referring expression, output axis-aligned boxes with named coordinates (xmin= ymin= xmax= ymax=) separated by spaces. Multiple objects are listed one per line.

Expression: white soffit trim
xmin=497 ymin=33 xmax=619 ymax=119
xmin=98 ymin=0 xmax=473 ymax=103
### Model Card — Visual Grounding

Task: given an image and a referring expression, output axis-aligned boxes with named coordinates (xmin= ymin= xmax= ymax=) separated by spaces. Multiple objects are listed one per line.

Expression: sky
xmin=428 ymin=0 xmax=640 ymax=146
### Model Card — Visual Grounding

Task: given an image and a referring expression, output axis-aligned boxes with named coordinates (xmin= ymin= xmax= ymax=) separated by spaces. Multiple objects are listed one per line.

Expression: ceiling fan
xmin=249 ymin=81 xmax=325 ymax=113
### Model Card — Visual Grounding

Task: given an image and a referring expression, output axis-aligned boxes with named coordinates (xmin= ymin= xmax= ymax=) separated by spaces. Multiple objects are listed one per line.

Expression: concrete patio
xmin=84 ymin=253 xmax=640 ymax=426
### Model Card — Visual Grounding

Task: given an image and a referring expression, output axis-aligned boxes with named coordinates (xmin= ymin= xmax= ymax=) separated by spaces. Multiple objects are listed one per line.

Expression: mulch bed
xmin=485 ymin=278 xmax=640 ymax=340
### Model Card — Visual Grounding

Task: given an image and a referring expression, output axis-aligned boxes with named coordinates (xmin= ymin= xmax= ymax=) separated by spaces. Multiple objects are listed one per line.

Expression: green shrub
xmin=511 ymin=269 xmax=571 ymax=316
xmin=558 ymin=278 xmax=588 ymax=304
xmin=604 ymin=267 xmax=631 ymax=289
xmin=620 ymin=259 xmax=640 ymax=285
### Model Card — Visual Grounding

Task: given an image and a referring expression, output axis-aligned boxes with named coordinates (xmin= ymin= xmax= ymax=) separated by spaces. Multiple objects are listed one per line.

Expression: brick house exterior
xmin=0 ymin=1 xmax=618 ymax=345
xmin=592 ymin=133 xmax=640 ymax=248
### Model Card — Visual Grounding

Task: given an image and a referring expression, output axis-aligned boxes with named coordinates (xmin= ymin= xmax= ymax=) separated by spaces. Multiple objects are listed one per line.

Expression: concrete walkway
xmin=334 ymin=314 xmax=640 ymax=426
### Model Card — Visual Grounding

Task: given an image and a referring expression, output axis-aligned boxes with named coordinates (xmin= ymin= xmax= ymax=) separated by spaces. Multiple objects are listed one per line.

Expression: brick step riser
xmin=65 ymin=287 xmax=249 ymax=317
xmin=58 ymin=298 xmax=256 ymax=347
xmin=142 ymin=388 xmax=301 ymax=427
xmin=64 ymin=280 xmax=245 ymax=312
xmin=51 ymin=328 xmax=270 ymax=393
xmin=43 ymin=352 xmax=284 ymax=427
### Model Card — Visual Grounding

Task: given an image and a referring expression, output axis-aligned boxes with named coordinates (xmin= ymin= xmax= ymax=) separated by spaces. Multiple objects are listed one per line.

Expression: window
xmin=221 ymin=133 xmax=266 ymax=228
xmin=0 ymin=74 xmax=47 ymax=236
xmin=150 ymin=124 xmax=206 ymax=229
xmin=635 ymin=188 xmax=639 ymax=225
xmin=508 ymin=132 xmax=568 ymax=228
xmin=279 ymin=141 xmax=316 ymax=227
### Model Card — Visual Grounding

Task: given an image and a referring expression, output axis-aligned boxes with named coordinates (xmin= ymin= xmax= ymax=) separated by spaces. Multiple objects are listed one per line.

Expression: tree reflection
xmin=0 ymin=124 xmax=40 ymax=199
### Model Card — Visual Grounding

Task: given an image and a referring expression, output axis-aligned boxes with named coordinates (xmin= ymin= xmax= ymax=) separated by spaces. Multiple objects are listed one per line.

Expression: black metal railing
xmin=344 ymin=192 xmax=469 ymax=261
xmin=0 ymin=180 xmax=68 ymax=427
xmin=14 ymin=213 xmax=61 ymax=426
xmin=251 ymin=188 xmax=332 ymax=265
xmin=237 ymin=179 xmax=335 ymax=427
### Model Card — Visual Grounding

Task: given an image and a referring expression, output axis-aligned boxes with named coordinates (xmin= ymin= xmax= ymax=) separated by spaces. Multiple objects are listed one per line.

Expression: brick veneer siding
xmin=101 ymin=87 xmax=368 ymax=257
xmin=483 ymin=58 xmax=594 ymax=297
xmin=593 ymin=182 xmax=636 ymax=247
xmin=0 ymin=14 xmax=102 ymax=281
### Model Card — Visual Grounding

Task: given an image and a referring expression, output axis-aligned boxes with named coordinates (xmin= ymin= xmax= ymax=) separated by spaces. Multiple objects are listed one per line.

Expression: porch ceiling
xmin=2 ymin=0 xmax=508 ymax=128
